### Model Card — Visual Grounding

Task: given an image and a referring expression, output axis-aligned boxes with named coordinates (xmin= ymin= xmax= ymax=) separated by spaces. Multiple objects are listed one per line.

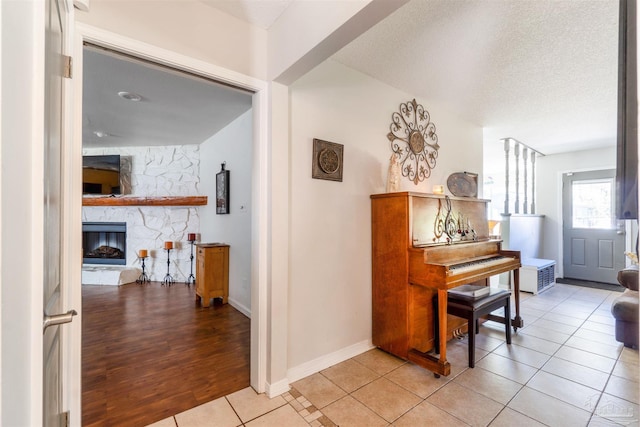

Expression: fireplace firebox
xmin=82 ymin=222 xmax=126 ymax=265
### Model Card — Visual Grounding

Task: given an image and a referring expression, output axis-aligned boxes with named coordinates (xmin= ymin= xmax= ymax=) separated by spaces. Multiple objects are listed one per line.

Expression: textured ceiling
xmin=332 ymin=0 xmax=619 ymax=155
xmin=192 ymin=0 xmax=620 ymax=156
xmin=84 ymin=0 xmax=619 ymax=156
xmin=82 ymin=47 xmax=252 ymax=148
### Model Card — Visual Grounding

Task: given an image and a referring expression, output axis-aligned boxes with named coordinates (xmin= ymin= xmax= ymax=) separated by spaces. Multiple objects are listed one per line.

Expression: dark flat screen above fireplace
xmin=83 ymin=155 xmax=121 ymax=195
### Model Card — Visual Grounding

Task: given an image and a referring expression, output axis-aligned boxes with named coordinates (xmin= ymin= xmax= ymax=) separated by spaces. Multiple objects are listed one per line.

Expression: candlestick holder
xmin=162 ymin=248 xmax=175 ymax=286
xmin=186 ymin=238 xmax=196 ymax=286
xmin=136 ymin=256 xmax=149 ymax=284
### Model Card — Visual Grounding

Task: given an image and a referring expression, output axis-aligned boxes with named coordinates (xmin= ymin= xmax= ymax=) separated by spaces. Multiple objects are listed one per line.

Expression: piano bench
xmin=446 ymin=289 xmax=512 ymax=368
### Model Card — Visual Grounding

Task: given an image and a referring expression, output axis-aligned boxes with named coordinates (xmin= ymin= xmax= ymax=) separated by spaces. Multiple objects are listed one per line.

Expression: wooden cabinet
xmin=195 ymin=243 xmax=229 ymax=307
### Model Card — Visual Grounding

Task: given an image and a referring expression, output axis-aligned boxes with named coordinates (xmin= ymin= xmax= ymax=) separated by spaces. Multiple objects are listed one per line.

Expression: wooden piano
xmin=371 ymin=192 xmax=522 ymax=377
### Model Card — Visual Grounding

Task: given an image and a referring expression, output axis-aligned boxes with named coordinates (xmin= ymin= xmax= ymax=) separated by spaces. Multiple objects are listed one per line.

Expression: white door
xmin=562 ymin=169 xmax=626 ymax=284
xmin=43 ymin=0 xmax=76 ymax=425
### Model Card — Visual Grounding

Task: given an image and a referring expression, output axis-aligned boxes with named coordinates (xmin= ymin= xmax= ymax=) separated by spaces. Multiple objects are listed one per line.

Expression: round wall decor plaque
xmin=319 ymin=148 xmax=340 ymax=174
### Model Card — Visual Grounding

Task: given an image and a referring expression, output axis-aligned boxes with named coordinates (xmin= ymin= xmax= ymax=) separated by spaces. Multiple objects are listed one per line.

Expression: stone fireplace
xmin=82 ymin=222 xmax=127 ymax=265
xmin=82 ymin=145 xmax=201 ymax=281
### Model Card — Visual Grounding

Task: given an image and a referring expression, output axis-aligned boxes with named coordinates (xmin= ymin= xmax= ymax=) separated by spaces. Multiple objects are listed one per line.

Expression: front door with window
xmin=562 ymin=169 xmax=625 ymax=284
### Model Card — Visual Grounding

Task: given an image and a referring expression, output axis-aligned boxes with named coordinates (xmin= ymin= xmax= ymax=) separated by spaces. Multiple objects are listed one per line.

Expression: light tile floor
xmin=148 ymin=284 xmax=639 ymax=426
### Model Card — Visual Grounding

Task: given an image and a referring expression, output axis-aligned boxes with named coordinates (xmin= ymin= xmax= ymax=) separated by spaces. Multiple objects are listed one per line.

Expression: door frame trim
xmin=71 ymin=23 xmax=270 ymax=419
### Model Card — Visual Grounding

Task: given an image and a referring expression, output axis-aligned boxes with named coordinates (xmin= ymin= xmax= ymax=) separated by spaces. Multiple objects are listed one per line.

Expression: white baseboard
xmin=287 ymin=339 xmax=374 ymax=384
xmin=266 ymin=378 xmax=291 ymax=398
xmin=229 ymin=297 xmax=251 ymax=318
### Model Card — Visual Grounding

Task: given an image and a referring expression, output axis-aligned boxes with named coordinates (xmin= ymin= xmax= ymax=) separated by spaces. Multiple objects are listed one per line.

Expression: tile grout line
xmin=302 ymin=286 xmax=614 ymax=426
xmin=239 ymin=285 xmax=631 ymax=427
xmin=165 ymin=284 xmax=635 ymax=427
xmin=284 ymin=387 xmax=337 ymax=427
xmin=497 ymin=288 xmax=629 ymax=425
xmin=485 ymin=289 xmax=585 ymax=424
xmin=223 ymin=395 xmax=245 ymax=426
xmin=448 ymin=288 xmax=609 ymax=424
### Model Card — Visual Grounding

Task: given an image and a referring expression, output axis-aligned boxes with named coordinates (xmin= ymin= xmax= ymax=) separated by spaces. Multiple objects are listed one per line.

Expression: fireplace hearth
xmin=83 ymin=222 xmax=126 ymax=265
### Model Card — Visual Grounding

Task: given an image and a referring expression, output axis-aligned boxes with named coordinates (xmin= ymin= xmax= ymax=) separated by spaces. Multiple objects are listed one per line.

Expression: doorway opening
xmin=83 ymin=45 xmax=260 ymax=424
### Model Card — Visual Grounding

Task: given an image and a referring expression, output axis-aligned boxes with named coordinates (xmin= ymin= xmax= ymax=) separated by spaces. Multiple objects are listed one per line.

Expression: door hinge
xmin=63 ymin=55 xmax=73 ymax=79
xmin=61 ymin=410 xmax=70 ymax=427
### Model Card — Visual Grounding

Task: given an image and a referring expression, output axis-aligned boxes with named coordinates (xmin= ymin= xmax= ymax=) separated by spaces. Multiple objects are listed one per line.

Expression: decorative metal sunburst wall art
xmin=387 ymin=99 xmax=440 ymax=184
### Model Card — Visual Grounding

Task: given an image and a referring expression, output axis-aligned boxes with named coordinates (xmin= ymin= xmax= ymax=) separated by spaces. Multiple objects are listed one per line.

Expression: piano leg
xmin=512 ymin=268 xmax=524 ymax=331
xmin=437 ymin=288 xmax=448 ymax=363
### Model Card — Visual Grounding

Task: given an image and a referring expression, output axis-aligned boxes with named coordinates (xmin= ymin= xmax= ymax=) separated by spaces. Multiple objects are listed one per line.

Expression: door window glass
xmin=572 ymin=178 xmax=614 ymax=229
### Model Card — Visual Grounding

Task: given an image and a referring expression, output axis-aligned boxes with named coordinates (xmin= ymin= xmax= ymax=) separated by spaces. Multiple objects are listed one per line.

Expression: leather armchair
xmin=611 ymin=266 xmax=639 ymax=348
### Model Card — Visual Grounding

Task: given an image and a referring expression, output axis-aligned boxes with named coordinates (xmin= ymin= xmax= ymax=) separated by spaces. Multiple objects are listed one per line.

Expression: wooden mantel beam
xmin=82 ymin=196 xmax=208 ymax=207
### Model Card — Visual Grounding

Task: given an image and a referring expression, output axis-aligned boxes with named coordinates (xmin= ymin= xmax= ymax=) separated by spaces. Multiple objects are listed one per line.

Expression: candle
xmin=433 ymin=185 xmax=445 ymax=194
xmin=138 ymin=249 xmax=148 ymax=258
xmin=164 ymin=241 xmax=173 ymax=250
xmin=188 ymin=233 xmax=196 ymax=242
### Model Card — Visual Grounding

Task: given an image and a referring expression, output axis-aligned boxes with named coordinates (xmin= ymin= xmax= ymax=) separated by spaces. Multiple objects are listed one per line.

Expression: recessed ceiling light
xmin=118 ymin=91 xmax=142 ymax=101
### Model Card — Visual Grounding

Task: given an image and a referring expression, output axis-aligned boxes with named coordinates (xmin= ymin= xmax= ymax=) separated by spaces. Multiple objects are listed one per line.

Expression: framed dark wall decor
xmin=216 ymin=162 xmax=230 ymax=214
xmin=312 ymin=138 xmax=343 ymax=182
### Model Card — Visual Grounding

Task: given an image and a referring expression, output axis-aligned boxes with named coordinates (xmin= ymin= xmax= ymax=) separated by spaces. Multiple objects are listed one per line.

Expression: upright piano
xmin=371 ymin=192 xmax=522 ymax=376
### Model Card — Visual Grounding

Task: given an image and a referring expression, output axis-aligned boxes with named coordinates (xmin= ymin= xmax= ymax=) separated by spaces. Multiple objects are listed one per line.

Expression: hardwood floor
xmin=82 ymin=282 xmax=250 ymax=426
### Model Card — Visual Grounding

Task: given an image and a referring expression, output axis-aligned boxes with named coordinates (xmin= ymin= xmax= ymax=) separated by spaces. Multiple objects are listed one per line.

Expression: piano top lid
xmin=370 ymin=191 xmax=491 ymax=203
xmin=412 ymin=237 xmax=501 ymax=248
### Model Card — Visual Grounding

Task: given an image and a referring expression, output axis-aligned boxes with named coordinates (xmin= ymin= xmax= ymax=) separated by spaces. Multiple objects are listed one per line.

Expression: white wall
xmin=501 ymin=214 xmax=545 ymax=259
xmin=287 ymin=59 xmax=483 ymax=372
xmin=536 ymin=146 xmax=616 ymax=270
xmin=200 ymin=111 xmax=253 ymax=315
xmin=1 ymin=0 xmax=44 ymax=424
xmin=75 ymin=0 xmax=268 ymax=80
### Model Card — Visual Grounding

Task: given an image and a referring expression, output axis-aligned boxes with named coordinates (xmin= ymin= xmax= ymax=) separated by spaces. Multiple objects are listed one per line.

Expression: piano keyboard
xmin=449 ymin=256 xmax=512 ymax=274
